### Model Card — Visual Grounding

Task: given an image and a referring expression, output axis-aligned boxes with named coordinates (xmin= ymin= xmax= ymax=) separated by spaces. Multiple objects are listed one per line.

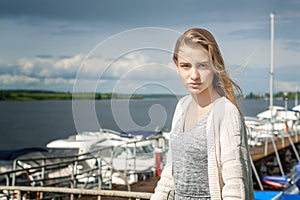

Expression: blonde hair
xmin=173 ymin=28 xmax=243 ymax=114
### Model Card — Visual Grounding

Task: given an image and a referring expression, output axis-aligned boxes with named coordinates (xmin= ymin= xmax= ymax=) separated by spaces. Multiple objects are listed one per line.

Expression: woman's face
xmin=176 ymin=44 xmax=215 ymax=96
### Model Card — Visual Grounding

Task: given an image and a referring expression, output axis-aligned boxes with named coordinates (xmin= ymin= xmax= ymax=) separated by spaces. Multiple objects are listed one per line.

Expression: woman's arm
xmin=150 ymin=158 xmax=175 ymax=200
xmin=150 ymin=96 xmax=190 ymax=199
xmin=220 ymin=104 xmax=254 ymax=200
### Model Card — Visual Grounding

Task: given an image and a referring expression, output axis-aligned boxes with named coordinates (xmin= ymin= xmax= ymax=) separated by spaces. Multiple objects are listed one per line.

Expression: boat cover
xmin=254 ymin=191 xmax=281 ymax=200
xmin=281 ymin=194 xmax=300 ymax=200
xmin=121 ymin=130 xmax=162 ymax=139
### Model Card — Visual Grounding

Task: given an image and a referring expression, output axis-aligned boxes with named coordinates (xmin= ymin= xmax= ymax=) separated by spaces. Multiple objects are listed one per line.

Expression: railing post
xmin=70 ymin=161 xmax=75 ymax=200
xmin=12 ymin=159 xmax=17 ymax=186
xmin=109 ymin=147 xmax=114 ymax=189
xmin=125 ymin=143 xmax=128 ymax=181
xmin=74 ymin=160 xmax=78 ymax=189
xmin=162 ymin=137 xmax=166 ymax=152
xmin=40 ymin=159 xmax=45 ymax=199
xmin=5 ymin=174 xmax=9 ymax=186
xmin=296 ymin=122 xmax=299 ymax=142
xmin=264 ymin=137 xmax=268 ymax=156
xmin=98 ymin=158 xmax=102 ymax=200
xmin=134 ymin=141 xmax=137 ymax=176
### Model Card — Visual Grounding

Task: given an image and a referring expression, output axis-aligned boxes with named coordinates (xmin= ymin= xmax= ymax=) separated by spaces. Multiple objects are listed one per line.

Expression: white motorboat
xmin=46 ymin=129 xmax=166 ymax=185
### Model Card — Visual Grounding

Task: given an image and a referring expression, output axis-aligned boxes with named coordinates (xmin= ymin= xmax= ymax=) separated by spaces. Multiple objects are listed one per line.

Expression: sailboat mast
xmin=270 ymin=12 xmax=275 ymax=122
xmin=296 ymin=86 xmax=299 ymax=106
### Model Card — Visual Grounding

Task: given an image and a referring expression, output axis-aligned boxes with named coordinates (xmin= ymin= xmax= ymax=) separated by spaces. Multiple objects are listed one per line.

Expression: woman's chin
xmin=188 ymin=87 xmax=215 ymax=97
xmin=188 ymin=88 xmax=204 ymax=95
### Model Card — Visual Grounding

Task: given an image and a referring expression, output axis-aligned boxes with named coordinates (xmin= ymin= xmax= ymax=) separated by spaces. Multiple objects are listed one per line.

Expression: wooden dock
xmin=81 ymin=134 xmax=300 ymax=199
xmin=2 ymin=133 xmax=300 ymax=198
xmin=250 ymin=134 xmax=300 ymax=161
xmin=77 ymin=177 xmax=159 ymax=200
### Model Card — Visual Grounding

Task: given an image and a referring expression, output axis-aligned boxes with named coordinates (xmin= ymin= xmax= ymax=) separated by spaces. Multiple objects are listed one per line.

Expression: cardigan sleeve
xmin=150 ymin=156 xmax=175 ymax=200
xmin=219 ymin=103 xmax=254 ymax=200
xmin=150 ymin=96 xmax=189 ymax=200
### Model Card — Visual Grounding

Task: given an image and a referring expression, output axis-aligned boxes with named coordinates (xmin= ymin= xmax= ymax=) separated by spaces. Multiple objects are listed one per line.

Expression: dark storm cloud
xmin=0 ymin=0 xmax=299 ymax=93
xmin=0 ymin=0 xmax=198 ymax=24
xmin=1 ymin=0 xmax=299 ymax=42
xmin=0 ymin=0 xmax=293 ymax=25
xmin=36 ymin=54 xmax=54 ymax=59
xmin=58 ymin=55 xmax=73 ymax=59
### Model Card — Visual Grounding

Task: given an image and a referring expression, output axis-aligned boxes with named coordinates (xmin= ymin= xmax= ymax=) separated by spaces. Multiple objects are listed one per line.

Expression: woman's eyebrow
xmin=198 ymin=61 xmax=210 ymax=64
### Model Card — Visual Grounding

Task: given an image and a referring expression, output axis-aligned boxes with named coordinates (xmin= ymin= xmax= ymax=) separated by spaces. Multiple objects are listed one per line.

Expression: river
xmin=0 ymin=98 xmax=294 ymax=149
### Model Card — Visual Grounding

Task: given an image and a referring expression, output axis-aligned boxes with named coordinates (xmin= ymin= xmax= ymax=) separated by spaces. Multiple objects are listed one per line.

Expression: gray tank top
xmin=170 ymin=111 xmax=211 ymax=200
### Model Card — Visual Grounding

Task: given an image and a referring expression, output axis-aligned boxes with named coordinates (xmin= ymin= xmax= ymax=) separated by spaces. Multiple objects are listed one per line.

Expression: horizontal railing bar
xmin=0 ymin=186 xmax=153 ymax=199
xmin=0 ymin=156 xmax=102 ymax=176
xmin=17 ymin=150 xmax=99 ymax=162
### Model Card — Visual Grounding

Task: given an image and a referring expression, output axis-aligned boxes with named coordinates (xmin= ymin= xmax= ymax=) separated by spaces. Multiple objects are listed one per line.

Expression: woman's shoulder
xmin=178 ymin=95 xmax=191 ymax=103
xmin=213 ymin=96 xmax=240 ymax=117
xmin=176 ymin=95 xmax=192 ymax=109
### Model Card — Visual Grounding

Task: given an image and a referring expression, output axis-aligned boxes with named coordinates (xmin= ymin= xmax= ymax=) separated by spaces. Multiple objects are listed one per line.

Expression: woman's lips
xmin=189 ymin=82 xmax=202 ymax=88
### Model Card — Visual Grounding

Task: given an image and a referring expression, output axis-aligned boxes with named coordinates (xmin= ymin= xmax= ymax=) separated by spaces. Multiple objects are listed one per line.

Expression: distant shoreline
xmin=0 ymin=90 xmax=298 ymax=101
xmin=0 ymin=90 xmax=179 ymax=101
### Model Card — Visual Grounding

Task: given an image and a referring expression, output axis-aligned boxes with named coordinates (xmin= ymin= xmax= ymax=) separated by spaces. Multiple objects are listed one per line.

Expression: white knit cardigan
xmin=150 ymin=95 xmax=254 ymax=200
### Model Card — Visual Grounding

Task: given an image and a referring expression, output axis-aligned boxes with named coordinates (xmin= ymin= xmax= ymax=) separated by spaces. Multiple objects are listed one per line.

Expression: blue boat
xmin=255 ymin=163 xmax=300 ymax=199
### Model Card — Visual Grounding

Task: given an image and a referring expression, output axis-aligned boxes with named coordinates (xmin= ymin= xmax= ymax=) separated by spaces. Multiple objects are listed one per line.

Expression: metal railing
xmin=0 ymin=135 xmax=166 ymax=199
xmin=0 ymin=186 xmax=153 ymax=200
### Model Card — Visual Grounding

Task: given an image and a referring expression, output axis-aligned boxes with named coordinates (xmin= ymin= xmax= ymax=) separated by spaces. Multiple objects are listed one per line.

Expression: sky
xmin=0 ymin=0 xmax=299 ymax=95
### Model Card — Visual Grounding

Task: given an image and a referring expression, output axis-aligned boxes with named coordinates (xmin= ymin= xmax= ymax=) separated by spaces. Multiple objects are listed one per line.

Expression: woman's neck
xmin=191 ymin=89 xmax=221 ymax=108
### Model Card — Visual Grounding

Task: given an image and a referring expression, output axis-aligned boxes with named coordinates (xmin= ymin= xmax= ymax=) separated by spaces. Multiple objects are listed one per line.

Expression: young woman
xmin=150 ymin=28 xmax=254 ymax=200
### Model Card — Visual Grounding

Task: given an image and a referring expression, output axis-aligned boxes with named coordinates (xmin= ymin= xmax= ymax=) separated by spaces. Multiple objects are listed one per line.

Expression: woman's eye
xmin=198 ymin=63 xmax=207 ymax=68
xmin=180 ymin=63 xmax=191 ymax=68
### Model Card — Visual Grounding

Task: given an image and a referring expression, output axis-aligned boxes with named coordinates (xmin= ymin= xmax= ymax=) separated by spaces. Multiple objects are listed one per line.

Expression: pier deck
xmin=2 ymin=133 xmax=300 ymax=198
xmin=81 ymin=134 xmax=300 ymax=199
xmin=250 ymin=134 xmax=300 ymax=161
xmin=78 ymin=176 xmax=159 ymax=200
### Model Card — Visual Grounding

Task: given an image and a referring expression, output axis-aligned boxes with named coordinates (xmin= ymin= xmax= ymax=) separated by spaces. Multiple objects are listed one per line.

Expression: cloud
xmin=49 ymin=24 xmax=96 ymax=36
xmin=104 ymin=52 xmax=176 ymax=80
xmin=16 ymin=54 xmax=83 ymax=78
xmin=1 ymin=0 xmax=293 ymax=28
xmin=0 ymin=0 xmax=299 ymax=94
xmin=0 ymin=54 xmax=83 ymax=90
xmin=275 ymin=80 xmax=299 ymax=92
xmin=75 ymin=51 xmax=181 ymax=93
xmin=58 ymin=55 xmax=76 ymax=59
xmin=1 ymin=50 xmax=181 ymax=92
xmin=35 ymin=54 xmax=54 ymax=59
xmin=44 ymin=77 xmax=75 ymax=85
xmin=1 ymin=45 xmax=298 ymax=94
xmin=0 ymin=74 xmax=39 ymax=85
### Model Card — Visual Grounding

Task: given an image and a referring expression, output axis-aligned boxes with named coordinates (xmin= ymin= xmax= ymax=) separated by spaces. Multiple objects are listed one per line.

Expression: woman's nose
xmin=190 ymin=67 xmax=200 ymax=80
